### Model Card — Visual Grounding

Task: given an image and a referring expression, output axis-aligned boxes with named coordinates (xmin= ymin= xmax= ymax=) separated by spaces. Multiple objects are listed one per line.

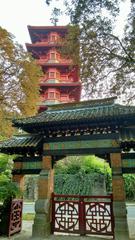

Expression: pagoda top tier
xmin=27 ymin=25 xmax=68 ymax=43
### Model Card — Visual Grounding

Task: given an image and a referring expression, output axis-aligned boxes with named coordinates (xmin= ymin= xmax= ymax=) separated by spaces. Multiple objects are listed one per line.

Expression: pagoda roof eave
xmin=28 ymin=25 xmax=68 ymax=30
xmin=27 ymin=25 xmax=68 ymax=43
xmin=12 ymin=97 xmax=135 ymax=133
xmin=13 ymin=115 xmax=135 ymax=134
xmin=26 ymin=43 xmax=61 ymax=49
xmin=38 ymin=62 xmax=74 ymax=67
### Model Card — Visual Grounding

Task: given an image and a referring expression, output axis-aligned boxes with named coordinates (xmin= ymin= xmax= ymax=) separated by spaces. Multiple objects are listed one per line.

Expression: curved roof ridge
xmin=13 ymin=97 xmax=117 ymax=123
xmin=12 ymin=97 xmax=135 ymax=130
xmin=47 ymin=96 xmax=117 ymax=111
xmin=28 ymin=25 xmax=68 ymax=29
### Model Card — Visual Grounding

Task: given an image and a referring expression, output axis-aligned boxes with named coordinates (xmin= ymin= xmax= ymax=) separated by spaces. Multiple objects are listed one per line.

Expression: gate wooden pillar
xmin=110 ymin=153 xmax=129 ymax=240
xmin=32 ymin=153 xmax=54 ymax=238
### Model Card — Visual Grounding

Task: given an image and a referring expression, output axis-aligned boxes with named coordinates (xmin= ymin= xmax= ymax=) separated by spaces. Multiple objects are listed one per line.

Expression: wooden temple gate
xmin=52 ymin=193 xmax=114 ymax=237
xmin=0 ymin=97 xmax=135 ymax=240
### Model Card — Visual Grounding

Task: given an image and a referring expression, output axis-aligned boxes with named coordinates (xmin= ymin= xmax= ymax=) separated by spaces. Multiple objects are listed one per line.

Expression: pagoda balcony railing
xmin=39 ymin=97 xmax=75 ymax=104
xmin=39 ymin=99 xmax=61 ymax=106
xmin=40 ymin=78 xmax=60 ymax=84
xmin=33 ymin=38 xmax=63 ymax=46
xmin=37 ymin=58 xmax=72 ymax=65
xmin=40 ymin=75 xmax=74 ymax=83
xmin=60 ymin=76 xmax=74 ymax=82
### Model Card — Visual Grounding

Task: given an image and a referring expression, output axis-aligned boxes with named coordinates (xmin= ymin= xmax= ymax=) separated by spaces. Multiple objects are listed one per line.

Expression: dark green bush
xmin=54 ymin=172 xmax=106 ymax=195
xmin=55 ymin=155 xmax=112 ymax=193
xmin=124 ymin=174 xmax=135 ymax=200
xmin=0 ymin=154 xmax=21 ymax=201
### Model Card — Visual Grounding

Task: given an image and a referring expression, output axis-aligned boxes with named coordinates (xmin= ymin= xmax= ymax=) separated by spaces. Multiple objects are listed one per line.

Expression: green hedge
xmin=124 ymin=174 xmax=135 ymax=200
xmin=0 ymin=154 xmax=21 ymax=201
xmin=54 ymin=172 xmax=106 ymax=195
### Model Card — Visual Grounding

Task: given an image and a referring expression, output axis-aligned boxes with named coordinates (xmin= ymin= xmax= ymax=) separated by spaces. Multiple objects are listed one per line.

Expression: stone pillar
xmin=12 ymin=174 xmax=25 ymax=192
xmin=110 ymin=153 xmax=129 ymax=240
xmin=32 ymin=155 xmax=54 ymax=238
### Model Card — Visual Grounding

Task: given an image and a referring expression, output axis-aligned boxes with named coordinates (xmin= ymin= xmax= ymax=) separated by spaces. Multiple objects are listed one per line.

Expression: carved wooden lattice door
xmin=8 ymin=199 xmax=23 ymax=237
xmin=52 ymin=194 xmax=114 ymax=238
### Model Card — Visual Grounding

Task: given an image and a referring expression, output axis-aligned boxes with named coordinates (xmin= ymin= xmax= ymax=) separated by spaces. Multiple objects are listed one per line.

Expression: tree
xmin=0 ymin=27 xmax=42 ymax=136
xmin=50 ymin=7 xmax=62 ymax=26
xmin=45 ymin=0 xmax=135 ymax=103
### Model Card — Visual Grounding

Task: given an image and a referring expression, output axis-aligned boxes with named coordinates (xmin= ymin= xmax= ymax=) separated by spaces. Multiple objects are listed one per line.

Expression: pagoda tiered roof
xmin=26 ymin=43 xmax=61 ymax=50
xmin=28 ymin=25 xmax=68 ymax=43
xmin=40 ymin=82 xmax=81 ymax=87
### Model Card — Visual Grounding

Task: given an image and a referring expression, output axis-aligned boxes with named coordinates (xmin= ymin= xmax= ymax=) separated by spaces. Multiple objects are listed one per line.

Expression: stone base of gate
xmin=32 ymin=199 xmax=51 ymax=238
xmin=113 ymin=201 xmax=129 ymax=240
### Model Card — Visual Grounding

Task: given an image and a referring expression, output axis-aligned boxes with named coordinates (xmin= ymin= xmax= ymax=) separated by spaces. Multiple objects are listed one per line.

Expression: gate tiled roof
xmin=0 ymin=134 xmax=42 ymax=150
xmin=12 ymin=97 xmax=135 ymax=132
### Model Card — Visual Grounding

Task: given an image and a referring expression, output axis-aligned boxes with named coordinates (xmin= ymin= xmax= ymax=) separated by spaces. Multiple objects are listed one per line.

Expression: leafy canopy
xmin=55 ymin=155 xmax=111 ymax=175
xmin=45 ymin=0 xmax=135 ymax=103
xmin=0 ymin=27 xmax=42 ymax=136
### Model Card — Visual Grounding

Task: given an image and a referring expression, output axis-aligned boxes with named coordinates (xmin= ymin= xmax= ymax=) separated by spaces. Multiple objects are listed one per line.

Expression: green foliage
xmin=54 ymin=172 xmax=106 ymax=196
xmin=45 ymin=0 xmax=135 ymax=103
xmin=124 ymin=174 xmax=135 ymax=200
xmin=50 ymin=7 xmax=62 ymax=26
xmin=55 ymin=155 xmax=112 ymax=193
xmin=55 ymin=155 xmax=111 ymax=174
xmin=0 ymin=154 xmax=13 ymax=177
xmin=0 ymin=27 xmax=42 ymax=137
xmin=0 ymin=153 xmax=21 ymax=201
xmin=0 ymin=178 xmax=21 ymax=201
xmin=60 ymin=25 xmax=80 ymax=66
xmin=55 ymin=156 xmax=135 ymax=199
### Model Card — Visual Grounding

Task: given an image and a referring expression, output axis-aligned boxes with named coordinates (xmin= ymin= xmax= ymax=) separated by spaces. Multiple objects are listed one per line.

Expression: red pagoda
xmin=26 ymin=25 xmax=82 ymax=112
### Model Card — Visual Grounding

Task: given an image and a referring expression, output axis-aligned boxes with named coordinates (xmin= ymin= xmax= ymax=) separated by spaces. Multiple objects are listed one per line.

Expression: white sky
xmin=0 ymin=0 xmax=131 ymax=49
xmin=0 ymin=0 xmax=69 ymax=47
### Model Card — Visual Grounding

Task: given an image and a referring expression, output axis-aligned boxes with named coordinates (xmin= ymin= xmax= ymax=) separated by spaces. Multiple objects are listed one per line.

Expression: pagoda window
xmin=49 ymin=72 xmax=55 ymax=78
xmin=51 ymin=35 xmax=56 ymax=41
xmin=49 ymin=33 xmax=59 ymax=43
xmin=48 ymin=92 xmax=55 ymax=99
xmin=50 ymin=53 xmax=55 ymax=60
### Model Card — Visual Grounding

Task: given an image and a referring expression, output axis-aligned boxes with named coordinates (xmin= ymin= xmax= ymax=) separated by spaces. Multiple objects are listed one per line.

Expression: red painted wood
xmin=8 ymin=199 xmax=23 ymax=237
xmin=52 ymin=193 xmax=114 ymax=238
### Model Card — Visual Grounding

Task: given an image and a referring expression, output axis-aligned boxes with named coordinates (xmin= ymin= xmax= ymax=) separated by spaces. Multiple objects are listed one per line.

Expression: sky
xmin=0 ymin=0 xmax=131 ymax=49
xmin=0 ymin=0 xmax=69 ymax=47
